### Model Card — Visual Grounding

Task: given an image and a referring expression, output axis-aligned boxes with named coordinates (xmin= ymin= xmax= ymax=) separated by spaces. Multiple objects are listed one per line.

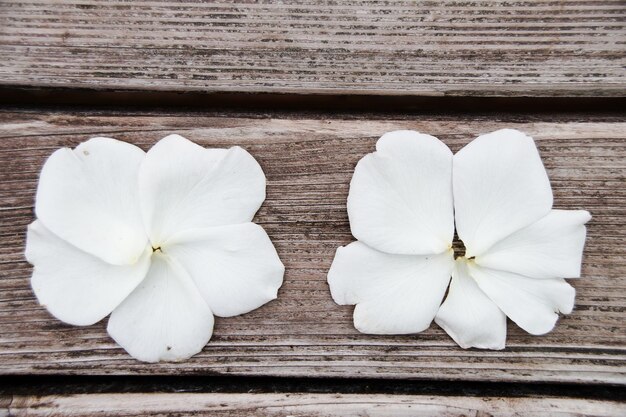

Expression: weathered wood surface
xmin=1 ymin=0 xmax=625 ymax=97
xmin=0 ymin=110 xmax=624 ymax=384
xmin=3 ymin=393 xmax=626 ymax=416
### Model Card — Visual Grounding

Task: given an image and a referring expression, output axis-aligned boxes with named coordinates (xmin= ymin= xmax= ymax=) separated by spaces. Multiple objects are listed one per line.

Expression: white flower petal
xmin=347 ymin=130 xmax=454 ymax=255
xmin=35 ymin=137 xmax=148 ymax=265
xmin=476 ymin=210 xmax=591 ymax=279
xmin=139 ymin=134 xmax=265 ymax=244
xmin=468 ymin=263 xmax=575 ymax=335
xmin=327 ymin=241 xmax=454 ymax=334
xmin=435 ymin=259 xmax=507 ymax=350
xmin=25 ymin=220 xmax=151 ymax=326
xmin=453 ymin=129 xmax=553 ymax=257
xmin=107 ymin=253 xmax=214 ymax=363
xmin=164 ymin=222 xmax=284 ymax=317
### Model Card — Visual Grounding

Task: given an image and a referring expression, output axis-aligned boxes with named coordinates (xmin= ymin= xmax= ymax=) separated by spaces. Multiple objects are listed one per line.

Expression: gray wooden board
xmin=1 ymin=0 xmax=625 ymax=97
xmin=0 ymin=110 xmax=624 ymax=384
xmin=3 ymin=393 xmax=626 ymax=416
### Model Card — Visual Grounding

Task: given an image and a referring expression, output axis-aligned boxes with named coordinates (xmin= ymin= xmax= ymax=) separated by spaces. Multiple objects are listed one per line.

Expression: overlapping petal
xmin=435 ymin=259 xmax=507 ymax=350
xmin=138 ymin=134 xmax=265 ymax=245
xmin=453 ymin=129 xmax=553 ymax=258
xmin=328 ymin=242 xmax=454 ymax=334
xmin=107 ymin=253 xmax=214 ymax=363
xmin=26 ymin=220 xmax=151 ymax=326
xmin=347 ymin=130 xmax=454 ymax=255
xmin=476 ymin=210 xmax=591 ymax=279
xmin=35 ymin=137 xmax=148 ymax=265
xmin=468 ymin=264 xmax=575 ymax=335
xmin=164 ymin=222 xmax=284 ymax=317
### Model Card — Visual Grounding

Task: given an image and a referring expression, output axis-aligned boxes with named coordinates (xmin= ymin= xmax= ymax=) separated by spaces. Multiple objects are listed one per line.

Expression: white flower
xmin=25 ymin=134 xmax=284 ymax=362
xmin=328 ymin=129 xmax=590 ymax=349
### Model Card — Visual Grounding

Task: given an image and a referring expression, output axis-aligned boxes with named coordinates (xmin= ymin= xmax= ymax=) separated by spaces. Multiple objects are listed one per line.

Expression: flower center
xmin=152 ymin=246 xmax=162 ymax=253
xmin=451 ymin=234 xmax=473 ymax=261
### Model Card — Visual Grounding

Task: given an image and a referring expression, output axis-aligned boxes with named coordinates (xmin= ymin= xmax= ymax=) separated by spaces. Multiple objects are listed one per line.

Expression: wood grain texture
xmin=0 ymin=110 xmax=624 ymax=384
xmin=4 ymin=393 xmax=626 ymax=416
xmin=1 ymin=0 xmax=625 ymax=97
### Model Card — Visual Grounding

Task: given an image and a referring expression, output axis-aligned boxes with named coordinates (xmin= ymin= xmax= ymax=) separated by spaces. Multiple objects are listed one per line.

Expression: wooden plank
xmin=0 ymin=1 xmax=625 ymax=97
xmin=0 ymin=110 xmax=624 ymax=384
xmin=3 ymin=393 xmax=626 ymax=416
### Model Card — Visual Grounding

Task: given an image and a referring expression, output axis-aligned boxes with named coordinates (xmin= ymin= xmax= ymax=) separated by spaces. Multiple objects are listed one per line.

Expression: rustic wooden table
xmin=1 ymin=1 xmax=625 ymax=416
